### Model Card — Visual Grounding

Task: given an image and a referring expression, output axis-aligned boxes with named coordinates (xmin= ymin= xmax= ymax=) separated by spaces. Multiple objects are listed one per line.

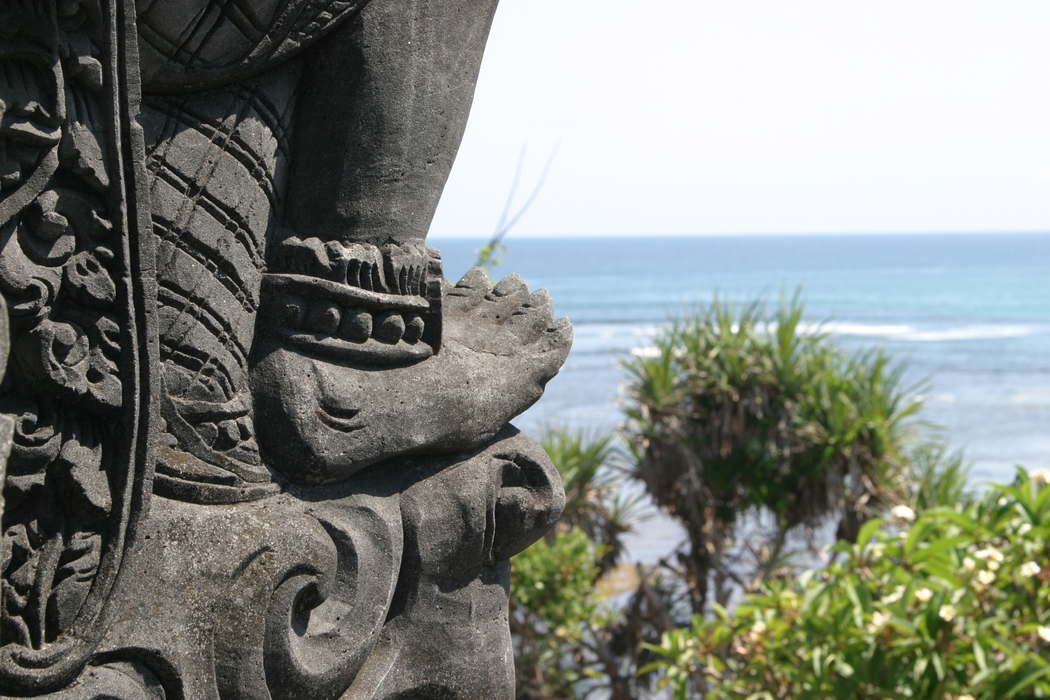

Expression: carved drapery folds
xmin=140 ymin=67 xmax=297 ymax=504
xmin=134 ymin=0 xmax=369 ymax=92
xmin=0 ymin=0 xmax=156 ymax=693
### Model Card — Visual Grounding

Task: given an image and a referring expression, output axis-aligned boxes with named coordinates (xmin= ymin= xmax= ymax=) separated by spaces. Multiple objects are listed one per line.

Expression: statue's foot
xmin=444 ymin=267 xmax=572 ymax=361
xmin=251 ymin=270 xmax=572 ymax=485
xmin=440 ymin=267 xmax=572 ymax=402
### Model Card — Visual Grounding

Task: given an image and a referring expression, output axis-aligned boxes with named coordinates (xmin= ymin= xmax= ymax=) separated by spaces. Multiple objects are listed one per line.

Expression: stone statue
xmin=0 ymin=1 xmax=572 ymax=698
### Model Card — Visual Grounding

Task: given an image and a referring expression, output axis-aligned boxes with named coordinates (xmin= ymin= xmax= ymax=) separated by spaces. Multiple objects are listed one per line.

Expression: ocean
xmin=433 ymin=233 xmax=1050 ymax=561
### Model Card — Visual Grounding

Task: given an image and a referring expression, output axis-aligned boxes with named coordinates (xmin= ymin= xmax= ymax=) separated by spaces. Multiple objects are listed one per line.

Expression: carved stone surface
xmin=1 ymin=1 xmax=571 ymax=698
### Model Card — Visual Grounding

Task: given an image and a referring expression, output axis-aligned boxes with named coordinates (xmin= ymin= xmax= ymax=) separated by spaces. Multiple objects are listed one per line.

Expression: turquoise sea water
xmin=435 ymin=233 xmax=1050 ymax=559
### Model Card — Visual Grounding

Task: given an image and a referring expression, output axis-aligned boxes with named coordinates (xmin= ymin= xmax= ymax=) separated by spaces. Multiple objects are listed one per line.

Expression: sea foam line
xmin=822 ymin=323 xmax=1044 ymax=342
xmin=624 ymin=323 xmax=1045 ymax=358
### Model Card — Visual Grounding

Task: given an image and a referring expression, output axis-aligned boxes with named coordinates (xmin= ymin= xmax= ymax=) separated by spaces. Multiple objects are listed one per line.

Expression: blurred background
xmin=429 ymin=1 xmax=1050 ymax=547
xmin=425 ymin=4 xmax=1050 ymax=697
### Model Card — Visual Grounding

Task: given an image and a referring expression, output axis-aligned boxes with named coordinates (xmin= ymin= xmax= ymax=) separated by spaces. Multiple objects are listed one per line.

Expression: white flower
xmin=977 ymin=570 xmax=996 ymax=585
xmin=915 ymin=587 xmax=933 ymax=603
xmin=884 ymin=585 xmax=905 ymax=604
xmin=998 ymin=496 xmax=1009 ymax=506
xmin=1018 ymin=523 xmax=1033 ymax=536
xmin=1021 ymin=561 xmax=1041 ymax=578
xmin=1038 ymin=626 xmax=1050 ymax=642
xmin=750 ymin=620 xmax=767 ymax=635
xmin=890 ymin=505 xmax=916 ymax=521
xmin=974 ymin=547 xmax=1004 ymax=563
xmin=1031 ymin=468 xmax=1050 ymax=486
xmin=959 ymin=695 xmax=976 ymax=700
xmin=938 ymin=604 xmax=956 ymax=621
xmin=987 ymin=559 xmax=1000 ymax=572
xmin=951 ymin=588 xmax=965 ymax=604
xmin=868 ymin=611 xmax=888 ymax=632
xmin=963 ymin=557 xmax=976 ymax=573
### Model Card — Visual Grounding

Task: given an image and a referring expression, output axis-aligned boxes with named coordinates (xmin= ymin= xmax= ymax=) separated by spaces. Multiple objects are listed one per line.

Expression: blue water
xmin=434 ymin=233 xmax=1050 ymax=559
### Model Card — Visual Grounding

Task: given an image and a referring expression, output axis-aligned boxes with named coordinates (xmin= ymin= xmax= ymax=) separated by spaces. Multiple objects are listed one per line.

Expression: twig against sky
xmin=475 ymin=141 xmax=560 ymax=271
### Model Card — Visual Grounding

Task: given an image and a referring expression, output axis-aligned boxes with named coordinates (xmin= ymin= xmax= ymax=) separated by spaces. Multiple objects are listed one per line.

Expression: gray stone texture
xmin=0 ymin=1 xmax=571 ymax=698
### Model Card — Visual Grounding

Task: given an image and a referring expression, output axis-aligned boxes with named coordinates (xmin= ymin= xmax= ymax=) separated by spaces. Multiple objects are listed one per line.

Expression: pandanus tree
xmin=622 ymin=295 xmax=922 ymax=612
xmin=540 ymin=429 xmax=641 ymax=572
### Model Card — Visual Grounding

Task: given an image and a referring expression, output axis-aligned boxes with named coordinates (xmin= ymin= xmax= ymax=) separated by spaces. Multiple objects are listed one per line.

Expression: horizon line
xmin=428 ymin=229 xmax=1050 ymax=240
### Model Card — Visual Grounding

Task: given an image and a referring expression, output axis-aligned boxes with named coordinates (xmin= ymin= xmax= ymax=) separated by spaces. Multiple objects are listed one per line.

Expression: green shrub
xmin=540 ymin=427 xmax=642 ymax=572
xmin=511 ymin=528 xmax=609 ymax=699
xmin=512 ymin=528 xmax=605 ymax=640
xmin=644 ymin=468 xmax=1050 ymax=699
xmin=511 ymin=428 xmax=650 ymax=700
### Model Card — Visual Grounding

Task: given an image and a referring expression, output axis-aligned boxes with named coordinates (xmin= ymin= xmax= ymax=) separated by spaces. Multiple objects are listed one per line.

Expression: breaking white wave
xmin=1007 ymin=392 xmax=1050 ymax=405
xmin=822 ymin=323 xmax=1045 ymax=342
xmin=618 ymin=322 xmax=1045 ymax=359
xmin=630 ymin=346 xmax=662 ymax=358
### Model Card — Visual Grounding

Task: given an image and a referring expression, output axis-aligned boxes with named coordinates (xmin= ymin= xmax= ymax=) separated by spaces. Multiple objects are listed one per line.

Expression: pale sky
xmin=428 ymin=1 xmax=1050 ymax=238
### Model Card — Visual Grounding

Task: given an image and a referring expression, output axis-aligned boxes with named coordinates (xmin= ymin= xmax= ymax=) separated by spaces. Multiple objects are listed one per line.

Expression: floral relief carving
xmin=0 ymin=0 xmax=155 ymax=693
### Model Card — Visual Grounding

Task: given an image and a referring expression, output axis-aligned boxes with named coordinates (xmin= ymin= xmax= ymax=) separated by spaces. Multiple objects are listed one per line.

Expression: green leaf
xmin=904 ymin=519 xmax=937 ymax=557
xmin=834 ymin=657 xmax=855 ymax=678
xmin=857 ymin=518 xmax=884 ymax=553
xmin=907 ymin=535 xmax=970 ymax=564
xmin=920 ymin=507 xmax=984 ymax=534
xmin=973 ymin=639 xmax=987 ymax=673
xmin=995 ymin=661 xmax=1050 ymax=697
xmin=930 ymin=652 xmax=945 ymax=681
